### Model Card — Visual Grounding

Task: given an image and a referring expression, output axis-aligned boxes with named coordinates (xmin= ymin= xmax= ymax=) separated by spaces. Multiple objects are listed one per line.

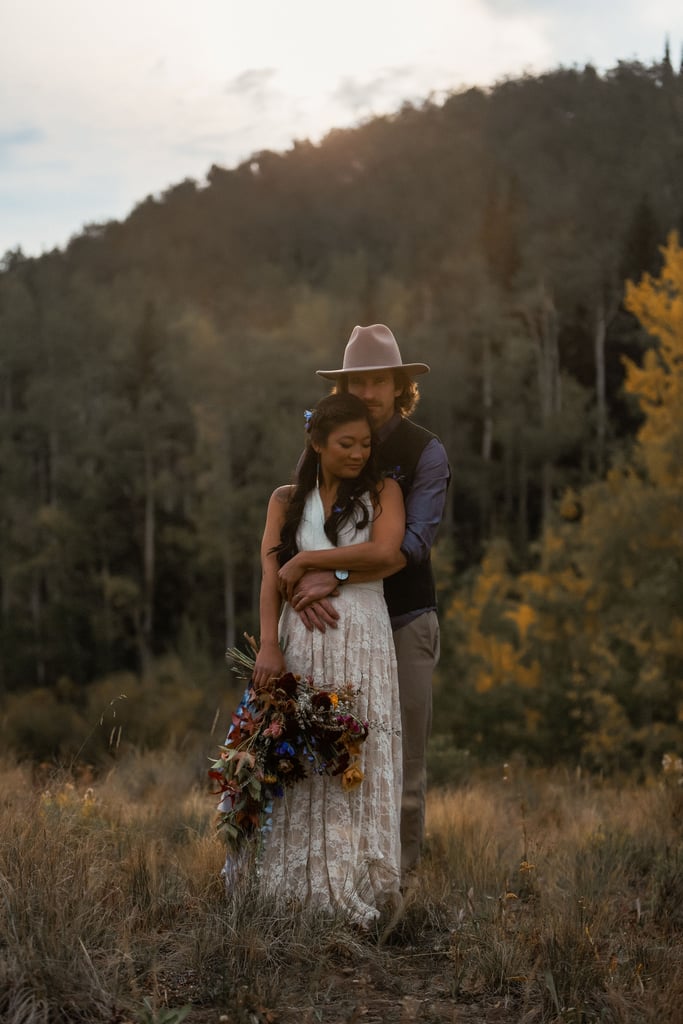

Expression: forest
xmin=1 ymin=53 xmax=682 ymax=774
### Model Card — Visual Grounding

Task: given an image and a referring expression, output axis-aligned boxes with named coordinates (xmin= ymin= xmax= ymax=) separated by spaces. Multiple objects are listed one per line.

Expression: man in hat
xmin=290 ymin=324 xmax=450 ymax=878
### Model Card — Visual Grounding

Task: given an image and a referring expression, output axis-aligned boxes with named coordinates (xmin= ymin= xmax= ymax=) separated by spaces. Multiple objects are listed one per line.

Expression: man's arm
xmin=295 ymin=437 xmax=449 ymax=596
xmin=400 ymin=437 xmax=450 ymax=565
xmin=289 ymin=550 xmax=408 ymax=625
xmin=289 ymin=476 xmax=409 ymax=628
xmin=292 ymin=440 xmax=450 ymax=629
xmin=277 ymin=478 xmax=405 ymax=600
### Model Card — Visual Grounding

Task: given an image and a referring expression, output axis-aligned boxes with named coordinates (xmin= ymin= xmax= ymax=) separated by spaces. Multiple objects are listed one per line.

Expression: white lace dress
xmin=258 ymin=488 xmax=402 ymax=924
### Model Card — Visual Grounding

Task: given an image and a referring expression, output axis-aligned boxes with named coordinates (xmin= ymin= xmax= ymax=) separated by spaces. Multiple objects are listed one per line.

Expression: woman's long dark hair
xmin=273 ymin=393 xmax=382 ymax=567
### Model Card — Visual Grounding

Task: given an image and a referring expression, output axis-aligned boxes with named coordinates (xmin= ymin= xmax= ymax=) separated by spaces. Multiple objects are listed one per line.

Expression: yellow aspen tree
xmin=623 ymin=232 xmax=683 ymax=488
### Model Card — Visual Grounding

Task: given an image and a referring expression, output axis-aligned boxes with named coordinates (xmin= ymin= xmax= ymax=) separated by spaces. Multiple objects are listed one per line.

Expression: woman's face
xmin=317 ymin=418 xmax=372 ymax=482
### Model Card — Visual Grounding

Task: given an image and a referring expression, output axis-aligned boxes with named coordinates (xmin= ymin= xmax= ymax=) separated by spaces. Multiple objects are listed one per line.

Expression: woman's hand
xmin=277 ymin=554 xmax=306 ymax=602
xmin=252 ymin=641 xmax=286 ymax=690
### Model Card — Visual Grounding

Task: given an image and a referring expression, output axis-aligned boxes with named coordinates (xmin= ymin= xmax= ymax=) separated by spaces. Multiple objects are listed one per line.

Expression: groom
xmin=291 ymin=324 xmax=450 ymax=877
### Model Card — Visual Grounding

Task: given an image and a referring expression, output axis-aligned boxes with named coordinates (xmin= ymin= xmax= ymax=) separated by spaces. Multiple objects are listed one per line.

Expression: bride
xmin=251 ymin=393 xmax=404 ymax=925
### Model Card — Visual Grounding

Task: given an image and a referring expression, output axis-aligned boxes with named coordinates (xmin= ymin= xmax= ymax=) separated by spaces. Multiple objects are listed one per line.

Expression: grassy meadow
xmin=1 ymin=747 xmax=682 ymax=1024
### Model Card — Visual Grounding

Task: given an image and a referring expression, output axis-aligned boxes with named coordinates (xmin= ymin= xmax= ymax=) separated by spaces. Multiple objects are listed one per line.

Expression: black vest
xmin=377 ymin=418 xmax=439 ymax=619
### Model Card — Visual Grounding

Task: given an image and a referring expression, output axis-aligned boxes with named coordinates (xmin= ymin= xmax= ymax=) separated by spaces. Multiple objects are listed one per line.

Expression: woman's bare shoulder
xmin=271 ymin=484 xmax=295 ymax=504
xmin=370 ymin=475 xmax=403 ymax=514
xmin=377 ymin=476 xmax=403 ymax=501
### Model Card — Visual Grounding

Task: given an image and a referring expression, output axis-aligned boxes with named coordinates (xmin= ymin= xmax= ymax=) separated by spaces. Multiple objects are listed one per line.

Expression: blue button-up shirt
xmin=377 ymin=413 xmax=451 ymax=629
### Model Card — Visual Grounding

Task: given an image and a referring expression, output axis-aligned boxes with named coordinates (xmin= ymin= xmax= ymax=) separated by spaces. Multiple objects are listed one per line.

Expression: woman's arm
xmin=252 ymin=485 xmax=290 ymax=688
xmin=277 ymin=478 xmax=405 ymax=601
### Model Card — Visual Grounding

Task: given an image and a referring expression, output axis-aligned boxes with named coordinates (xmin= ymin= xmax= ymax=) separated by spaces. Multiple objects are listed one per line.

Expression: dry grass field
xmin=1 ymin=748 xmax=682 ymax=1024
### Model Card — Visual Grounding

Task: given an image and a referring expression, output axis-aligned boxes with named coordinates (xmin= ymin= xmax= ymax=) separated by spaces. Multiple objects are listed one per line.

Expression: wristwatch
xmin=334 ymin=569 xmax=350 ymax=583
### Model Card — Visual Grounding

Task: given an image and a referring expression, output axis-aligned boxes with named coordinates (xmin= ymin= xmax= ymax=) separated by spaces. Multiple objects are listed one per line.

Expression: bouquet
xmin=209 ymin=636 xmax=369 ymax=855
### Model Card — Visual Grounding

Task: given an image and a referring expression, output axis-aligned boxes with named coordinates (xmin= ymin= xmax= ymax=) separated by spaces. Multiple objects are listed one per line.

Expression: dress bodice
xmin=296 ymin=488 xmax=372 ymax=550
xmin=296 ymin=489 xmax=381 ymax=593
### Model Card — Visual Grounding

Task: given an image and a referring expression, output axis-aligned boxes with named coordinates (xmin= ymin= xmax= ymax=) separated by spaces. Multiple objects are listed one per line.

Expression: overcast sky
xmin=2 ymin=0 xmax=681 ymax=257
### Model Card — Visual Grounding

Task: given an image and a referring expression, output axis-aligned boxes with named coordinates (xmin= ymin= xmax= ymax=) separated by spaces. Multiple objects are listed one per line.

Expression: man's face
xmin=346 ymin=371 xmax=401 ymax=429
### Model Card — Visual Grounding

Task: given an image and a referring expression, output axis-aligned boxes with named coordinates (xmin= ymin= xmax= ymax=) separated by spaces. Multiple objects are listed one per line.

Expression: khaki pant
xmin=392 ymin=610 xmax=440 ymax=876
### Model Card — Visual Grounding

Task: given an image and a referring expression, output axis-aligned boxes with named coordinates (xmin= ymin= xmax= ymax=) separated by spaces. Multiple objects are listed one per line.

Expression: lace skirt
xmin=258 ymin=583 xmax=402 ymax=925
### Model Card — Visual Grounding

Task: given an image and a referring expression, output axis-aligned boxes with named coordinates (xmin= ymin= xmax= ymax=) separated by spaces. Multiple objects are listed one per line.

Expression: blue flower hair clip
xmin=304 ymin=409 xmax=313 ymax=432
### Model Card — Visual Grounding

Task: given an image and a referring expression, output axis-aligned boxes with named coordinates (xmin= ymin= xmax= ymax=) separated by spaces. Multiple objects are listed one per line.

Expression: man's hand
xmin=290 ymin=569 xmax=339 ymax=609
xmin=290 ymin=570 xmax=340 ymax=632
xmin=298 ymin=598 xmax=340 ymax=633
xmin=277 ymin=553 xmax=306 ymax=602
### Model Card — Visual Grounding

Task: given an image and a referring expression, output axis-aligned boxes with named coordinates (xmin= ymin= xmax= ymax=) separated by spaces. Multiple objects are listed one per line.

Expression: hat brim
xmin=316 ymin=362 xmax=430 ymax=380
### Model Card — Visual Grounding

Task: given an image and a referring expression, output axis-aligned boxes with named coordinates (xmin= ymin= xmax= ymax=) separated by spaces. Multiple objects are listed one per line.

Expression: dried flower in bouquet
xmin=209 ymin=635 xmax=369 ymax=854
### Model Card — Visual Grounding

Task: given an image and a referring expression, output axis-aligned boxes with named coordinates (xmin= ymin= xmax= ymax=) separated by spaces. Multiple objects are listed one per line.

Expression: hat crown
xmin=343 ymin=324 xmax=402 ymax=371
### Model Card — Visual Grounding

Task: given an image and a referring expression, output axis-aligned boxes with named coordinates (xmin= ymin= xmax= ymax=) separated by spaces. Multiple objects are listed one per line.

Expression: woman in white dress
xmin=252 ymin=393 xmax=404 ymax=925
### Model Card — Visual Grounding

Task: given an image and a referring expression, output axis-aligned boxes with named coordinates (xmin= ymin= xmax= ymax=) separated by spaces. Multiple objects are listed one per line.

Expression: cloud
xmin=0 ymin=126 xmax=44 ymax=147
xmin=0 ymin=126 xmax=45 ymax=166
xmin=331 ymin=67 xmax=417 ymax=116
xmin=225 ymin=68 xmax=278 ymax=108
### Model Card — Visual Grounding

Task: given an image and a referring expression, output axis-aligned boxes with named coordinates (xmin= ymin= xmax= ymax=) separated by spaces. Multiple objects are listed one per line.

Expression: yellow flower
xmin=329 ymin=693 xmax=339 ymax=708
xmin=341 ymin=764 xmax=364 ymax=791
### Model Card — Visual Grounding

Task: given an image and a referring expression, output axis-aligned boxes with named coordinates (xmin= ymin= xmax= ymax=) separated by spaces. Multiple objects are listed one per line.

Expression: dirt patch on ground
xmin=156 ymin=933 xmax=522 ymax=1024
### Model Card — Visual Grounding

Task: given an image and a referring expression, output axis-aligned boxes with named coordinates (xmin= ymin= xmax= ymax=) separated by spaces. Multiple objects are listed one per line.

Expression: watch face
xmin=335 ymin=569 xmax=350 ymax=582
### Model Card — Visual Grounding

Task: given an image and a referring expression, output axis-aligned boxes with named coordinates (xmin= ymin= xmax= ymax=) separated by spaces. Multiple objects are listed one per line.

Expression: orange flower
xmin=341 ymin=764 xmax=364 ymax=791
xmin=342 ymin=735 xmax=364 ymax=757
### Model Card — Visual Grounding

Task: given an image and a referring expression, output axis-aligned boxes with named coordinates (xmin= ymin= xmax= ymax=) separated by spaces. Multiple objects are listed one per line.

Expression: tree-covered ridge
xmin=0 ymin=58 xmax=682 ymax=768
